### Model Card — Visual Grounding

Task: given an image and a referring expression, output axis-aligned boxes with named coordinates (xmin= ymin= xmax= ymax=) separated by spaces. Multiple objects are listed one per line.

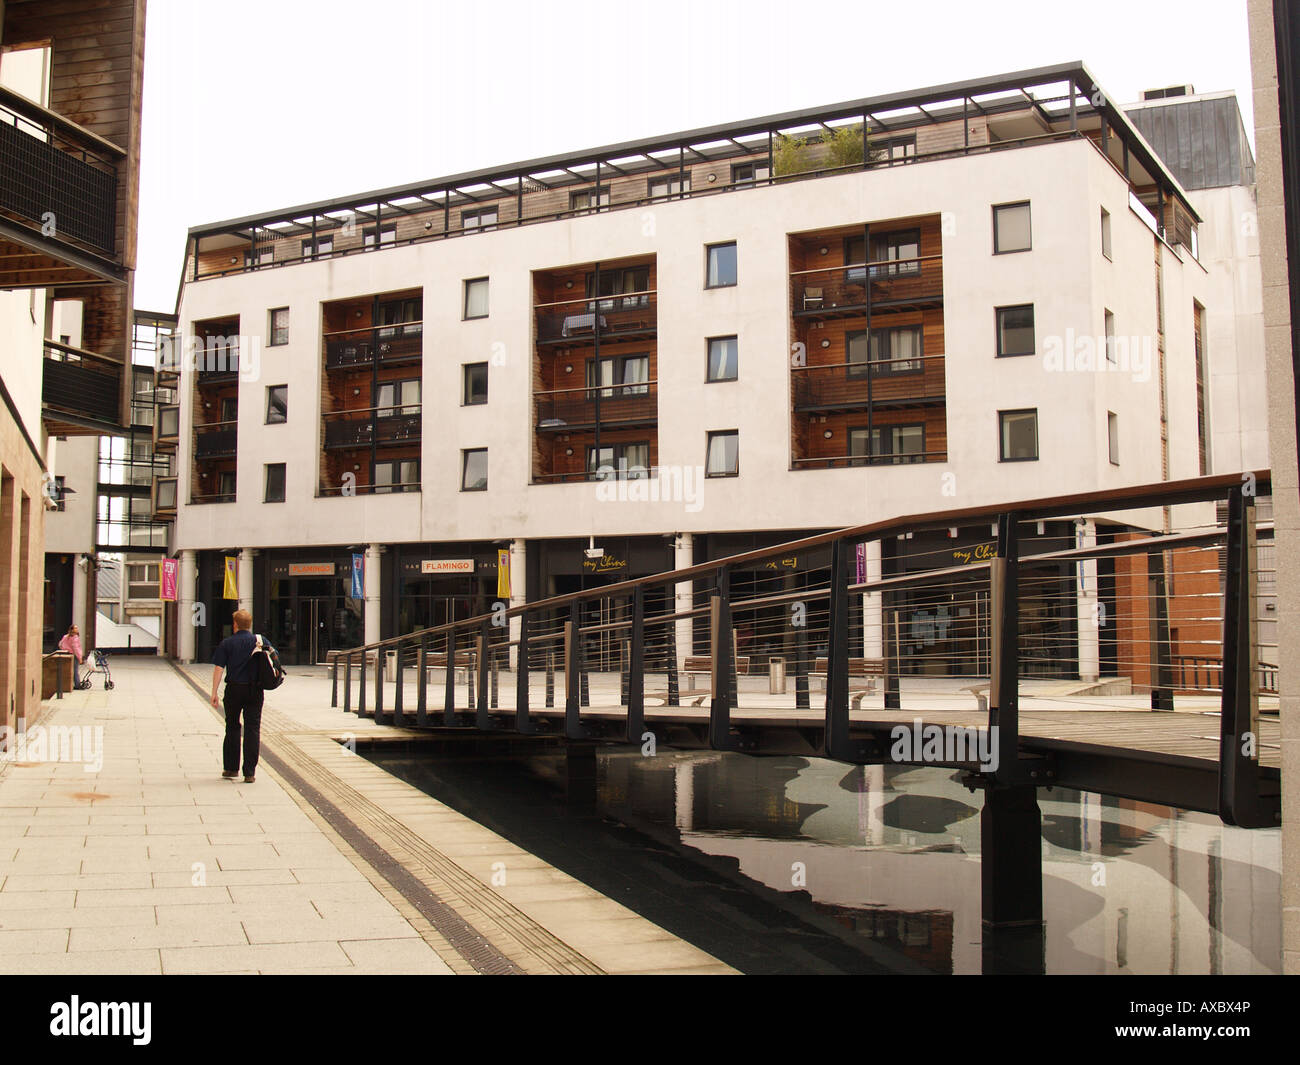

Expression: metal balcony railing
xmin=791 ymin=255 xmax=943 ymax=314
xmin=322 ymin=407 xmax=422 ymax=449
xmin=324 ymin=323 xmax=423 ymax=369
xmin=42 ymin=341 xmax=122 ymax=426
xmin=0 ymin=86 xmax=120 ymax=257
xmin=791 ymin=356 xmax=946 ymax=411
xmin=194 ymin=421 xmax=237 ymax=459
xmin=535 ymin=381 xmax=657 ymax=430
xmin=535 ymin=292 xmax=657 ymax=344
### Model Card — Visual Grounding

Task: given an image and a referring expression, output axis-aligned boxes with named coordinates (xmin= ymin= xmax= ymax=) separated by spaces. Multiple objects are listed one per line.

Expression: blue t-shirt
xmin=213 ymin=630 xmax=272 ymax=685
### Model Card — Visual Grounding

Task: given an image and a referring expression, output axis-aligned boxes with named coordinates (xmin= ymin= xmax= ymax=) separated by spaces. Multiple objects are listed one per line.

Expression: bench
xmin=682 ymin=655 xmax=750 ymax=692
xmin=810 ymin=657 xmax=886 ymax=703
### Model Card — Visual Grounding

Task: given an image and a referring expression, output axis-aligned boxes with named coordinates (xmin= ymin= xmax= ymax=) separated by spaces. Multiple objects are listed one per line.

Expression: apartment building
xmin=167 ymin=62 xmax=1223 ymax=677
xmin=0 ymin=0 xmax=146 ymax=717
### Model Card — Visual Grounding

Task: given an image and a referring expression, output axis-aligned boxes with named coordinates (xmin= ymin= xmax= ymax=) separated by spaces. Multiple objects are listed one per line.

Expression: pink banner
xmin=160 ymin=557 xmax=178 ymax=601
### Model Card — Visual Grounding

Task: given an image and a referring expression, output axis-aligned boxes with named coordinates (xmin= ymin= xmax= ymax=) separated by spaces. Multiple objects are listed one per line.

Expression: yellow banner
xmin=223 ymin=556 xmax=238 ymax=600
xmin=497 ymin=549 xmax=511 ymax=599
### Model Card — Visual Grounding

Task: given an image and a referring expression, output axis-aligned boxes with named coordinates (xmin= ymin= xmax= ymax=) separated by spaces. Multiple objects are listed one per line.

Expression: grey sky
xmin=135 ymin=0 xmax=1256 ymax=310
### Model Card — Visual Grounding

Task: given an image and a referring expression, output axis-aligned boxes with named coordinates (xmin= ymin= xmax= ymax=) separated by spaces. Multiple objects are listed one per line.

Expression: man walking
xmin=210 ymin=609 xmax=271 ymax=782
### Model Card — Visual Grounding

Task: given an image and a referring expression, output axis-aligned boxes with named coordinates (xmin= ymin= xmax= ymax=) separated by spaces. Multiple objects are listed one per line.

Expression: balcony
xmin=791 ymin=356 xmax=946 ymax=412
xmin=194 ymin=422 xmax=237 ymax=459
xmin=195 ymin=354 xmax=240 ymax=384
xmin=792 ymin=448 xmax=949 ymax=470
xmin=0 ymin=86 xmax=122 ymax=286
xmin=322 ymin=407 xmax=422 ymax=449
xmin=324 ymin=323 xmax=423 ymax=369
xmin=535 ymin=292 xmax=657 ymax=347
xmin=535 ymin=382 xmax=658 ymax=431
xmin=791 ymin=256 xmax=943 ymax=318
xmin=42 ymin=341 xmax=123 ymax=433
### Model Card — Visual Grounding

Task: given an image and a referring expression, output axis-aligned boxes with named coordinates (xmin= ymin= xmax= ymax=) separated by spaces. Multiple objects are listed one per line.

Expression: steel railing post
xmin=824 ymin=539 xmax=851 ymax=758
xmin=709 ymin=565 xmax=734 ymax=750
xmin=627 ymin=585 xmax=645 ymax=743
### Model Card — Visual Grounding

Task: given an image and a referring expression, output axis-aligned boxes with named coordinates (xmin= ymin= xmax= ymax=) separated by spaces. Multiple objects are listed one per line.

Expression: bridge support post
xmin=358 ymin=651 xmax=367 ymax=718
xmin=565 ymin=741 xmax=598 ymax=806
xmin=1148 ymin=548 xmax=1175 ymax=710
xmin=416 ymin=636 xmax=428 ymax=727
xmin=795 ymin=623 xmax=809 ymax=710
xmin=343 ymin=654 xmax=352 ymax=715
xmin=882 ymin=606 xmax=901 ymax=711
xmin=709 ymin=566 xmax=734 ymax=750
xmin=824 ymin=539 xmax=851 ymax=758
xmin=545 ymin=650 xmax=554 ymax=708
xmin=516 ymin=613 xmax=535 ymax=734
xmin=627 ymin=585 xmax=645 ymax=744
xmin=476 ymin=621 xmax=491 ymax=730
xmin=564 ymin=606 xmax=587 ymax=739
xmin=991 ymin=512 xmax=1021 ymax=779
xmin=666 ymin=617 xmax=679 ymax=707
xmin=980 ymin=782 xmax=1044 ymax=974
xmin=443 ymin=629 xmax=457 ymax=726
xmin=373 ymin=645 xmax=385 ymax=724
xmin=392 ymin=639 xmax=405 ymax=727
xmin=330 ymin=656 xmax=338 ymax=708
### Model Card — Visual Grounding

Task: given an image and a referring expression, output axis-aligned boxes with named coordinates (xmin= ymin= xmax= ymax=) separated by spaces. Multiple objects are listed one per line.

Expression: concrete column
xmin=673 ymin=533 xmax=693 ymax=669
xmin=1075 ymin=519 xmax=1100 ymax=682
xmin=177 ymin=550 xmax=197 ymax=663
xmin=508 ymin=538 xmax=526 ymax=669
xmin=674 ymin=759 xmax=695 ymax=832
xmin=364 ymin=543 xmax=383 ymax=645
xmin=72 ymin=558 xmax=89 ymax=649
xmin=238 ymin=547 xmax=256 ymax=615
xmin=862 ymin=539 xmax=883 ymax=658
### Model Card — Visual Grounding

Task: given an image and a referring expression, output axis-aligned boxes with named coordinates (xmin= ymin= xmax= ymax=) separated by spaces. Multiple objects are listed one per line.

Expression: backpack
xmin=251 ymin=634 xmax=285 ymax=691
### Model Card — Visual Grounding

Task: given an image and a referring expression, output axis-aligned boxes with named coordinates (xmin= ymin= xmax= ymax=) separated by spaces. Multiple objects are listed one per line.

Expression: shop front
xmin=258 ymin=550 xmax=362 ymax=666
xmin=385 ymin=542 xmax=501 ymax=639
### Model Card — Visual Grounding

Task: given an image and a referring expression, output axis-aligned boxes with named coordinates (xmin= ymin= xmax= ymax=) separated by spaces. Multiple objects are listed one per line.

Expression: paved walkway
xmin=0 ymin=658 xmax=732 ymax=975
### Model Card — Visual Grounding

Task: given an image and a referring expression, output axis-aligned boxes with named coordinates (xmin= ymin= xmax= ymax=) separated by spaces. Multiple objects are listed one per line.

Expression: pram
xmin=76 ymin=649 xmax=114 ymax=690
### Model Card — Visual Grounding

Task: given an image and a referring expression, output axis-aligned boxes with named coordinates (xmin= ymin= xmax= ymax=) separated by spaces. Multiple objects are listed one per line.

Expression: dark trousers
xmin=222 ymin=681 xmax=264 ymax=776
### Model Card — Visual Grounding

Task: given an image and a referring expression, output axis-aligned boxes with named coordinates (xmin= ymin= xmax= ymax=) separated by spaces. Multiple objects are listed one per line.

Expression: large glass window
xmin=649 ymin=175 xmax=690 ymax=198
xmin=847 ymin=326 xmax=923 ymax=376
xmin=587 ymin=441 xmax=650 ymax=480
xmin=586 ymin=266 xmax=649 ymax=310
xmin=999 ymin=409 xmax=1039 ymax=461
xmin=376 ymin=379 xmax=420 ymax=415
xmin=462 ymin=207 xmax=497 ymax=231
xmin=996 ymin=305 xmax=1035 ymax=357
xmin=375 ymin=458 xmax=419 ymax=494
xmin=707 ymin=336 xmax=738 ymax=382
xmin=586 ymin=354 xmax=649 ymax=397
xmin=993 ymin=202 xmax=1032 ymax=253
xmin=869 ymin=229 xmax=921 ymax=277
xmin=363 ymin=225 xmax=396 ymax=247
xmin=570 ymin=187 xmax=610 ymax=212
xmin=706 ymin=430 xmax=739 ymax=477
xmin=269 ymin=307 xmax=289 ymax=346
xmin=850 ymin=424 xmax=926 ymax=464
xmin=706 ymin=242 xmax=738 ymax=288
xmin=461 ymin=449 xmax=488 ymax=491
xmin=731 ymin=162 xmax=770 ymax=184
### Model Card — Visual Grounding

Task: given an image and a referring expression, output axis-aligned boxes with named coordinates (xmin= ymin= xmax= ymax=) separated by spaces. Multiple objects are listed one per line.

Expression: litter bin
xmin=769 ymin=656 xmax=787 ymax=695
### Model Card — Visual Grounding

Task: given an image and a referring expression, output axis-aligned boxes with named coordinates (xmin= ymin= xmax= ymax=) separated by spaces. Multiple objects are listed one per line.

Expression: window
xmin=649 ymin=175 xmax=690 ymax=198
xmin=264 ymin=463 xmax=286 ymax=503
xmin=126 ymin=562 xmax=160 ymax=600
xmin=220 ymin=397 xmax=238 ymax=422
xmin=377 ymin=297 xmax=422 ymax=338
xmin=265 ymin=385 xmax=287 ymax=424
xmin=462 ymin=207 xmax=497 ymax=231
xmin=850 ymin=424 xmax=925 ymax=465
xmin=154 ymin=477 xmax=177 ymax=512
xmin=245 ymin=247 xmax=274 ymax=267
xmin=993 ymin=201 xmax=1032 ymax=253
xmin=996 ymin=305 xmax=1035 ymax=357
xmin=50 ymin=475 xmax=66 ymax=511
xmin=1104 ymin=309 xmax=1116 ymax=363
xmin=464 ymin=277 xmax=489 ymax=320
xmin=375 ymin=458 xmax=419 ymax=494
xmin=586 ymin=266 xmax=649 ymax=310
xmin=217 ymin=470 xmax=237 ymax=499
xmin=869 ymin=229 xmax=921 ymax=278
xmin=706 ymin=242 xmax=737 ymax=288
xmin=586 ymin=354 xmax=649 ymax=397
xmin=376 ymin=378 xmax=420 ymax=416
xmin=269 ymin=307 xmax=289 ymax=346
xmin=302 ymin=235 xmax=334 ymax=258
xmin=1100 ymin=208 xmax=1112 ymax=260
xmin=999 ymin=409 xmax=1039 ymax=461
xmin=731 ymin=162 xmax=770 ymax=184
xmin=845 ymin=234 xmax=867 ymax=283
xmin=587 ymin=442 xmax=650 ymax=480
xmin=1108 ymin=411 xmax=1120 ymax=465
xmin=570 ymin=187 xmax=609 ymax=212
xmin=847 ymin=326 xmax=923 ymax=376
xmin=877 ymin=133 xmax=917 ymax=164
xmin=707 ymin=336 xmax=738 ymax=381
xmin=157 ymin=406 xmax=179 ymax=440
xmin=463 ymin=363 xmax=488 ymax=405
xmin=461 ymin=449 xmax=488 ymax=491
xmin=706 ymin=430 xmax=739 ymax=477
xmin=363 ymin=225 xmax=396 ymax=247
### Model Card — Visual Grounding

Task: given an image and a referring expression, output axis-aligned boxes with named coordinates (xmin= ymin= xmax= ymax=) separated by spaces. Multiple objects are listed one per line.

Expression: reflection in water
xmin=370 ymin=747 xmax=1281 ymax=974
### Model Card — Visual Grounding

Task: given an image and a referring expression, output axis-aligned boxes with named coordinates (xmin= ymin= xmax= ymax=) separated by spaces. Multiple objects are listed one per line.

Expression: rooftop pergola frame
xmin=186 ymin=61 xmax=1200 ymax=282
